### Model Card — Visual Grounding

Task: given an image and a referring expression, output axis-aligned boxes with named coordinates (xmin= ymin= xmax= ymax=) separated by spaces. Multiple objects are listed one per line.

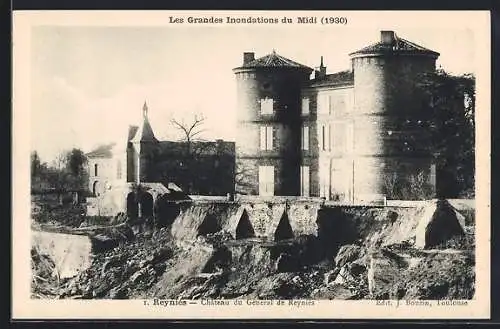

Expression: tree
xmin=31 ymin=148 xmax=89 ymax=196
xmin=415 ymin=70 xmax=475 ymax=198
xmin=66 ymin=148 xmax=87 ymax=177
xmin=65 ymin=148 xmax=88 ymax=191
xmin=169 ymin=114 xmax=207 ymax=194
xmin=31 ymin=151 xmax=41 ymax=178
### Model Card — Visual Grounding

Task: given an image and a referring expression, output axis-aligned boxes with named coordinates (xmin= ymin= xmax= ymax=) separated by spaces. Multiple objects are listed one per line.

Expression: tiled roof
xmin=350 ymin=36 xmax=439 ymax=57
xmin=86 ymin=143 xmax=116 ymax=158
xmin=236 ymin=51 xmax=312 ymax=70
xmin=309 ymin=70 xmax=354 ymax=87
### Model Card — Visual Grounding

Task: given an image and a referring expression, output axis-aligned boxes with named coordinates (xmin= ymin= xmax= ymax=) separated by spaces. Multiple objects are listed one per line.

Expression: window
xmin=321 ymin=125 xmax=325 ymax=151
xmin=328 ymin=124 xmax=331 ymax=151
xmin=301 ymin=97 xmax=310 ymax=115
xmin=260 ymin=126 xmax=274 ymax=150
xmin=300 ymin=166 xmax=310 ymax=197
xmin=259 ymin=166 xmax=274 ymax=196
xmin=94 ymin=163 xmax=98 ymax=176
xmin=301 ymin=126 xmax=309 ymax=151
xmin=116 ymin=160 xmax=122 ymax=179
xmin=319 ymin=164 xmax=330 ymax=199
xmin=260 ymin=98 xmax=273 ymax=115
xmin=320 ymin=125 xmax=330 ymax=151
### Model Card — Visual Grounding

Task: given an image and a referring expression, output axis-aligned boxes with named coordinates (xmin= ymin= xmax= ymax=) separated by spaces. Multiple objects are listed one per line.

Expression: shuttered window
xmin=302 ymin=126 xmax=309 ymax=151
xmin=300 ymin=166 xmax=310 ymax=197
xmin=260 ymin=126 xmax=274 ymax=150
xmin=301 ymin=97 xmax=310 ymax=115
xmin=259 ymin=166 xmax=274 ymax=196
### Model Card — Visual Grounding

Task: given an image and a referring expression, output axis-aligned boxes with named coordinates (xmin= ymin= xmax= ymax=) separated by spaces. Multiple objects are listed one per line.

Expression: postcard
xmin=12 ymin=10 xmax=491 ymax=319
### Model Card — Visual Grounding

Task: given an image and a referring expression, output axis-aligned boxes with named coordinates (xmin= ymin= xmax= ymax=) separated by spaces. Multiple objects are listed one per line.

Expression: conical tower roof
xmin=131 ymin=101 xmax=158 ymax=143
xmin=233 ymin=50 xmax=313 ymax=71
xmin=349 ymin=31 xmax=440 ymax=58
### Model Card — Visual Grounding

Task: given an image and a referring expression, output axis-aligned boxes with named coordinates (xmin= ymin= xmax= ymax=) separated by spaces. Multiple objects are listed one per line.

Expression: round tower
xmin=233 ymin=51 xmax=312 ymax=196
xmin=349 ymin=31 xmax=440 ymax=201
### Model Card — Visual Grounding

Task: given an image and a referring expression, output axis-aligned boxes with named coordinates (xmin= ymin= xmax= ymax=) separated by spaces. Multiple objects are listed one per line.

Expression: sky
xmin=30 ymin=25 xmax=475 ymax=163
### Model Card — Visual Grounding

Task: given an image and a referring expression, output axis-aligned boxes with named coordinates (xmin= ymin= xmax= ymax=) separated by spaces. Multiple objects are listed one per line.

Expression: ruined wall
xmin=170 ymin=201 xmax=241 ymax=241
xmin=88 ymin=157 xmax=117 ymax=196
xmin=86 ymin=183 xmax=170 ymax=218
xmin=168 ymin=199 xmax=468 ymax=251
xmin=86 ymin=187 xmax=128 ymax=217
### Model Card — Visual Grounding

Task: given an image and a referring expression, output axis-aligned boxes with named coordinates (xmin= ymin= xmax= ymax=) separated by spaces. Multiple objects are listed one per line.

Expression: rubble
xmin=30 ymin=198 xmax=476 ymax=301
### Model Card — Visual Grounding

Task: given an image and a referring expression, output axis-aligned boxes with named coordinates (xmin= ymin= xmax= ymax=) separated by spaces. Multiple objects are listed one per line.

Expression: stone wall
xmin=168 ymin=198 xmax=470 ymax=251
xmin=349 ymin=52 xmax=437 ymax=200
xmin=234 ymin=68 xmax=311 ymax=196
xmin=88 ymin=156 xmax=123 ymax=197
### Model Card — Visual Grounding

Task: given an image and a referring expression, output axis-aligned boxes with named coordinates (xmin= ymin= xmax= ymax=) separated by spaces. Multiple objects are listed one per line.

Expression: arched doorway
xmin=127 ymin=192 xmax=138 ymax=220
xmin=92 ymin=181 xmax=99 ymax=197
xmin=140 ymin=192 xmax=154 ymax=218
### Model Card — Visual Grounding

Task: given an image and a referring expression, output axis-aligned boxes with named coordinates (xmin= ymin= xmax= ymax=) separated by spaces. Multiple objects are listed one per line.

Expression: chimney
xmin=243 ymin=52 xmax=255 ymax=65
xmin=381 ymin=31 xmax=396 ymax=45
xmin=314 ymin=56 xmax=327 ymax=79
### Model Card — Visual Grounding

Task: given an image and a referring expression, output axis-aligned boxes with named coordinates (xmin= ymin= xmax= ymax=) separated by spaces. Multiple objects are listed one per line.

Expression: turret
xmin=347 ymin=30 xmax=440 ymax=201
xmin=233 ymin=50 xmax=313 ymax=195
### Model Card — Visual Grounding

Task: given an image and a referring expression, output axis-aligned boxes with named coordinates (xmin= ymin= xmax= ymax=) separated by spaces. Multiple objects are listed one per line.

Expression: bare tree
xmin=52 ymin=151 xmax=68 ymax=172
xmin=170 ymin=114 xmax=206 ymax=144
xmin=169 ymin=114 xmax=207 ymax=194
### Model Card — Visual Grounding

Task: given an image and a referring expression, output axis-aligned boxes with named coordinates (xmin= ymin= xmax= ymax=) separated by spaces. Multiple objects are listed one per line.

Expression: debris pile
xmin=56 ymin=229 xmax=177 ymax=299
xmin=31 ymin=247 xmax=62 ymax=299
xmin=31 ymin=199 xmax=476 ymax=301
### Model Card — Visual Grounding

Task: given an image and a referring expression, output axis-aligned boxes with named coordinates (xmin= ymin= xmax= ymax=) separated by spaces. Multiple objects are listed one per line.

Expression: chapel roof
xmin=131 ymin=101 xmax=159 ymax=143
